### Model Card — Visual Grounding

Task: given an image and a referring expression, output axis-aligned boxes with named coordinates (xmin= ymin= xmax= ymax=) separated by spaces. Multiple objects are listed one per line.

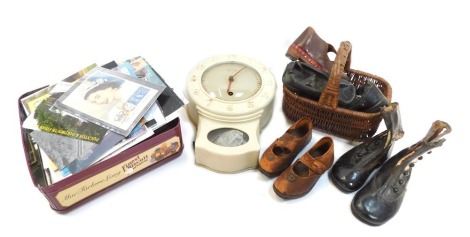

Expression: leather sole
xmin=258 ymin=166 xmax=283 ymax=178
xmin=272 ymin=180 xmax=317 ymax=200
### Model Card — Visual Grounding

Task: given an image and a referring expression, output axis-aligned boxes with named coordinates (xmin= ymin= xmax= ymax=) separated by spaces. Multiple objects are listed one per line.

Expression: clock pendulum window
xmin=185 ymin=55 xmax=277 ymax=173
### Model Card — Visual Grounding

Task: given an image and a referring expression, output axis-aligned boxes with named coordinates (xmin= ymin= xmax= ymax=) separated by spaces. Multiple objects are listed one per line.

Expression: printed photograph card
xmin=54 ymin=67 xmax=165 ymax=137
xmin=20 ymin=63 xmax=97 ymax=115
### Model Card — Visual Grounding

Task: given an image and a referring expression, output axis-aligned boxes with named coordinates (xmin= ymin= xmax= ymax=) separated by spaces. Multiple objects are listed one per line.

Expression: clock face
xmin=186 ymin=54 xmax=276 ymax=121
xmin=201 ymin=62 xmax=262 ymax=101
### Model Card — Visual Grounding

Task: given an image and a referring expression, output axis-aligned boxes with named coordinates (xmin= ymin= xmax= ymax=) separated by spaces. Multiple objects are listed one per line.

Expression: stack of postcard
xmin=21 ymin=57 xmax=187 ymax=185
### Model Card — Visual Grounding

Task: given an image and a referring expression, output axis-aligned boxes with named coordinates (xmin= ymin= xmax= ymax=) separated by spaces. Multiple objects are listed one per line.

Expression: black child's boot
xmin=329 ymin=102 xmax=404 ymax=193
xmin=351 ymin=120 xmax=451 ymax=226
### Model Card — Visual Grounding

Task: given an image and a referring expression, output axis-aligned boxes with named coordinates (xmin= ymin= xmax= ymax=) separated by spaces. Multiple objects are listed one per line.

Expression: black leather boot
xmin=351 ymin=120 xmax=451 ymax=226
xmin=285 ymin=26 xmax=336 ymax=74
xmin=329 ymin=103 xmax=404 ymax=193
xmin=282 ymin=60 xmax=356 ymax=107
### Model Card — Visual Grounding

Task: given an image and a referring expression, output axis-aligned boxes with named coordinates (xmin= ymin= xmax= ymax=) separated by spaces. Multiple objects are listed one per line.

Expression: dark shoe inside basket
xmin=282 ymin=60 xmax=356 ymax=106
xmin=346 ymin=80 xmax=389 ymax=113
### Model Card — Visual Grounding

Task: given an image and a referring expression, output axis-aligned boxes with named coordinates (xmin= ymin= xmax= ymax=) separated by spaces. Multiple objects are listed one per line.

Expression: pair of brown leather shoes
xmin=273 ymin=136 xmax=334 ymax=199
xmin=258 ymin=118 xmax=334 ymax=199
xmin=258 ymin=117 xmax=313 ymax=177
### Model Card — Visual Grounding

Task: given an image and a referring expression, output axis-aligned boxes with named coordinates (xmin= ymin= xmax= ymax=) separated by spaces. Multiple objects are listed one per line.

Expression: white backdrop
xmin=2 ymin=0 xmax=468 ymax=236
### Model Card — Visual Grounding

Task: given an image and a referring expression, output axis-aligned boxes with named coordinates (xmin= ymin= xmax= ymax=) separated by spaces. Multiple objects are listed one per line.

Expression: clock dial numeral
xmin=247 ymin=100 xmax=255 ymax=108
xmin=265 ymin=78 xmax=273 ymax=86
xmin=197 ymin=64 xmax=205 ymax=70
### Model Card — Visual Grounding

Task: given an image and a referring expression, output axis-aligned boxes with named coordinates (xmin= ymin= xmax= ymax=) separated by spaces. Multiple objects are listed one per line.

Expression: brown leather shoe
xmin=286 ymin=26 xmax=336 ymax=74
xmin=273 ymin=136 xmax=334 ymax=199
xmin=258 ymin=117 xmax=313 ymax=177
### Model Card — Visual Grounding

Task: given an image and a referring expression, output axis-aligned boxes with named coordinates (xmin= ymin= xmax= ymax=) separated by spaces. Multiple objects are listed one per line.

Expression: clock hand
xmin=227 ymin=76 xmax=234 ymax=95
xmin=232 ymin=66 xmax=246 ymax=78
xmin=227 ymin=67 xmax=246 ymax=95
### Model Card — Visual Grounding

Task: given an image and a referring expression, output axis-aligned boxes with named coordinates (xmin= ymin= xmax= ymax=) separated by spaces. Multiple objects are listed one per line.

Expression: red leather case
xmin=19 ymin=87 xmax=184 ymax=212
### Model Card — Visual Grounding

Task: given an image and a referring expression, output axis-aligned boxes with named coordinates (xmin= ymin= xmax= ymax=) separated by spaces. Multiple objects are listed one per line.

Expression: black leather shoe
xmin=282 ymin=60 xmax=356 ymax=107
xmin=329 ymin=103 xmax=403 ymax=193
xmin=351 ymin=120 xmax=451 ymax=226
xmin=330 ymin=130 xmax=392 ymax=193
xmin=346 ymin=80 xmax=389 ymax=113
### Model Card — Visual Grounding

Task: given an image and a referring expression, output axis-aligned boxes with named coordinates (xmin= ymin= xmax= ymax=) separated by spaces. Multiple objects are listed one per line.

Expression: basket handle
xmin=318 ymin=41 xmax=352 ymax=109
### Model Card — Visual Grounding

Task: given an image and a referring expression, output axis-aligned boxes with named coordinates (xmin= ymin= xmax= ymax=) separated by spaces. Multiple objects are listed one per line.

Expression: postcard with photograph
xmin=65 ymin=130 xmax=126 ymax=174
xmin=30 ymin=129 xmax=124 ymax=173
xmin=39 ymin=150 xmax=68 ymax=185
xmin=20 ymin=63 xmax=97 ymax=115
xmin=124 ymin=56 xmax=168 ymax=89
xmin=21 ymin=65 xmax=114 ymax=143
xmin=84 ymin=119 xmax=154 ymax=167
xmin=124 ymin=56 xmax=187 ymax=118
xmin=66 ymin=108 xmax=160 ymax=173
xmin=111 ymin=60 xmax=168 ymax=131
xmin=31 ymin=129 xmax=124 ymax=175
xmin=54 ymin=67 xmax=165 ymax=137
xmin=23 ymin=90 xmax=112 ymax=143
xmin=21 ymin=86 xmax=54 ymax=116
xmin=113 ymin=62 xmax=137 ymax=78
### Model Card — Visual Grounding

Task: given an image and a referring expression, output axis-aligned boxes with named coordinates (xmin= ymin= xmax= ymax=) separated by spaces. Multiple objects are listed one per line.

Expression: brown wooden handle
xmin=318 ymin=41 xmax=352 ymax=109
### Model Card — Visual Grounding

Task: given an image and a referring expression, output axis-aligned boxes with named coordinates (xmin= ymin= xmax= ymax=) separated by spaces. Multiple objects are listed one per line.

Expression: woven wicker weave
xmin=282 ymin=41 xmax=392 ymax=142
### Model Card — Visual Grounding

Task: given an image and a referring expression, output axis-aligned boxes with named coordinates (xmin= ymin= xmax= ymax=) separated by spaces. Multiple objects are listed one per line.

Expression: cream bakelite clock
xmin=186 ymin=54 xmax=277 ymax=173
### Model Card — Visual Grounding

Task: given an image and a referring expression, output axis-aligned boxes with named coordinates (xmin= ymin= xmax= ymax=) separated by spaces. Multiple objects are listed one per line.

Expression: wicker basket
xmin=282 ymin=41 xmax=392 ymax=142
